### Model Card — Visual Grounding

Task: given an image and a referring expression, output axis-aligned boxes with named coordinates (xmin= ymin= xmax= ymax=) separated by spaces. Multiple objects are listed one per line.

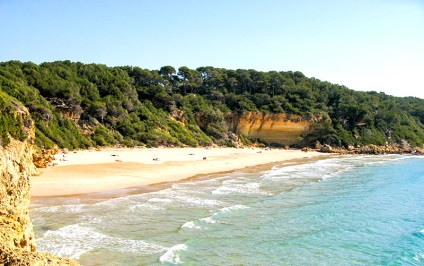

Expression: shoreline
xmin=30 ymin=147 xmax=329 ymax=197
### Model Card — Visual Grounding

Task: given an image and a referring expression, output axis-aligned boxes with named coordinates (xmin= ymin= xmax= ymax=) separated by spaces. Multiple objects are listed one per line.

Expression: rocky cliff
xmin=0 ymin=102 xmax=78 ymax=265
xmin=224 ymin=113 xmax=316 ymax=146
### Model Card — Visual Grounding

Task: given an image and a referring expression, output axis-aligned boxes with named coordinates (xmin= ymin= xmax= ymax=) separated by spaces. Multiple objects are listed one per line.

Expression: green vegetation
xmin=0 ymin=91 xmax=28 ymax=146
xmin=1 ymin=60 xmax=423 ymax=149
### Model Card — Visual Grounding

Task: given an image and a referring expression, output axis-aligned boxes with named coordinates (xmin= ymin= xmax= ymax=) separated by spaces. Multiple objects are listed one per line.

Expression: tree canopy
xmin=1 ymin=60 xmax=423 ymax=149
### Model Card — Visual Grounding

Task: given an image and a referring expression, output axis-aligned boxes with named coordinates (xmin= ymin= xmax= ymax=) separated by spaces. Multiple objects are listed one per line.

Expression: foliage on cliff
xmin=1 ymin=60 xmax=423 ymax=149
xmin=0 ymin=91 xmax=28 ymax=146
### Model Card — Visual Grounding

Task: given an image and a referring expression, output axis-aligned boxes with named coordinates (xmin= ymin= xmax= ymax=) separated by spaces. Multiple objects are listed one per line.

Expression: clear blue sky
xmin=1 ymin=0 xmax=423 ymax=98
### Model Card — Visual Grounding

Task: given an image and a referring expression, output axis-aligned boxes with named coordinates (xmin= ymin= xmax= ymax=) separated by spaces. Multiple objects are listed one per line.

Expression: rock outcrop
xmin=318 ymin=143 xmax=424 ymax=155
xmin=32 ymin=149 xmax=58 ymax=168
xmin=224 ymin=112 xmax=316 ymax=146
xmin=0 ymin=104 xmax=78 ymax=265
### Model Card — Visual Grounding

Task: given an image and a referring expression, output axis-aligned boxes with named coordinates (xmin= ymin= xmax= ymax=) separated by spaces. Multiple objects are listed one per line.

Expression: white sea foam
xmin=86 ymin=216 xmax=103 ymax=224
xmin=150 ymin=188 xmax=221 ymax=207
xmin=201 ymin=205 xmax=250 ymax=225
xmin=212 ymin=181 xmax=269 ymax=195
xmin=33 ymin=204 xmax=86 ymax=214
xmin=200 ymin=216 xmax=217 ymax=224
xmin=129 ymin=203 xmax=165 ymax=211
xmin=173 ymin=195 xmax=221 ymax=207
xmin=181 ymin=221 xmax=202 ymax=229
xmin=219 ymin=204 xmax=250 ymax=212
xmin=93 ymin=196 xmax=137 ymax=209
xmin=413 ymin=252 xmax=424 ymax=262
xmin=148 ymin=197 xmax=173 ymax=203
xmin=181 ymin=205 xmax=249 ymax=230
xmin=213 ymin=204 xmax=250 ymax=217
xmin=159 ymin=244 xmax=188 ymax=264
xmin=420 ymin=229 xmax=424 ymax=234
xmin=37 ymin=224 xmax=105 ymax=259
xmin=37 ymin=224 xmax=166 ymax=259
xmin=320 ymin=166 xmax=355 ymax=180
xmin=262 ymin=158 xmax=358 ymax=182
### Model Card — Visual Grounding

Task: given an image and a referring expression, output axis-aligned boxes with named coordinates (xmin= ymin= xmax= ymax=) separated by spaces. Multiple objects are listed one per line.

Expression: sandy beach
xmin=31 ymin=147 xmax=327 ymax=197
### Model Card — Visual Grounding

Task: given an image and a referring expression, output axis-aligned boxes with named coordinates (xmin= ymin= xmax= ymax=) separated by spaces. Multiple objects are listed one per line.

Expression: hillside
xmin=1 ymin=60 xmax=424 ymax=150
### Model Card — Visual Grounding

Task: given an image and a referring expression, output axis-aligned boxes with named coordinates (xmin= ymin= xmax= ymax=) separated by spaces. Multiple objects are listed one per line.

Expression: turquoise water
xmin=30 ymin=155 xmax=424 ymax=265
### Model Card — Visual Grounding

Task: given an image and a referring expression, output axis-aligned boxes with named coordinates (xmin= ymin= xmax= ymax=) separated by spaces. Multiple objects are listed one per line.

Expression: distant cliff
xmin=224 ymin=113 xmax=317 ymax=146
xmin=0 ymin=95 xmax=78 ymax=265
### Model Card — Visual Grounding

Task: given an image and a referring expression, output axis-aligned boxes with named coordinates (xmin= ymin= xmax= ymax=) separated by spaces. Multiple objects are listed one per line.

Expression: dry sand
xmin=31 ymin=147 xmax=327 ymax=197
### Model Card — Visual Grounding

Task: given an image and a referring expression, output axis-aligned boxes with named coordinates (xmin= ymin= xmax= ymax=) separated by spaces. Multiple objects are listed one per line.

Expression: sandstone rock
xmin=400 ymin=139 xmax=412 ymax=152
xmin=32 ymin=149 xmax=57 ymax=168
xmin=413 ymin=147 xmax=424 ymax=155
xmin=1 ymin=106 xmax=79 ymax=265
xmin=320 ymin=145 xmax=332 ymax=153
xmin=314 ymin=141 xmax=323 ymax=150
xmin=222 ymin=112 xmax=319 ymax=146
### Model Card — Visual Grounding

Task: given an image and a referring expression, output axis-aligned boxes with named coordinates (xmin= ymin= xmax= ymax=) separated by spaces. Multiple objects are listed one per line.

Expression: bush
xmin=0 ymin=92 xmax=27 ymax=146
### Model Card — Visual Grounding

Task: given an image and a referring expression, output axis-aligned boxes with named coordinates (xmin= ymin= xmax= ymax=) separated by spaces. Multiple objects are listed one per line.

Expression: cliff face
xmin=0 ymin=105 xmax=78 ymax=265
xmin=224 ymin=113 xmax=316 ymax=146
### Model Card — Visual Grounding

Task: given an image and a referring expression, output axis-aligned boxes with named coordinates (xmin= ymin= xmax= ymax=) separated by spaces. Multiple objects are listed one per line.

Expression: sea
xmin=30 ymin=155 xmax=424 ymax=265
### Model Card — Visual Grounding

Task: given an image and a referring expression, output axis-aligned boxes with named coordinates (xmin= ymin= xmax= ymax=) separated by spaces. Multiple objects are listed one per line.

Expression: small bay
xmin=31 ymin=155 xmax=424 ymax=265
